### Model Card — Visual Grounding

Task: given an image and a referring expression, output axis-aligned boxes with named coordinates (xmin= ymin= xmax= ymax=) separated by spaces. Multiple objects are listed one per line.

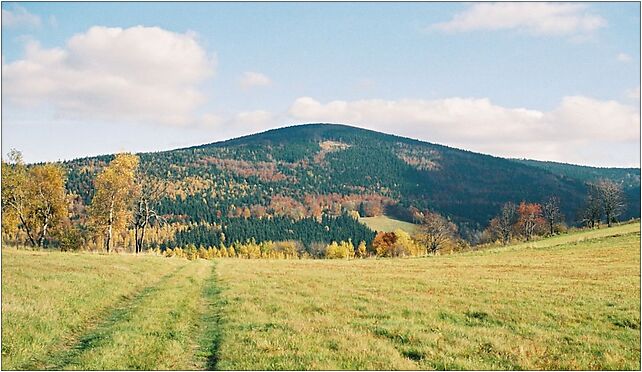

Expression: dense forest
xmin=5 ymin=123 xmax=640 ymax=252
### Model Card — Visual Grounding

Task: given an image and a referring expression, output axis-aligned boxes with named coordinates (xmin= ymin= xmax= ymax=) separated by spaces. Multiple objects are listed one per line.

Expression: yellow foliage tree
xmin=2 ymin=150 xmax=68 ymax=247
xmin=89 ymin=153 xmax=139 ymax=252
xmin=357 ymin=240 xmax=367 ymax=258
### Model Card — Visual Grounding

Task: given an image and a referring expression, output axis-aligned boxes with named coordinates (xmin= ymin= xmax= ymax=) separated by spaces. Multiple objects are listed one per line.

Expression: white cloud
xmin=199 ymin=113 xmax=224 ymax=128
xmin=239 ymin=71 xmax=271 ymax=89
xmin=201 ymin=110 xmax=280 ymax=139
xmin=431 ymin=3 xmax=606 ymax=36
xmin=617 ymin=52 xmax=632 ymax=63
xmin=2 ymin=5 xmax=41 ymax=28
xmin=2 ymin=26 xmax=215 ymax=126
xmin=288 ymin=96 xmax=639 ymax=167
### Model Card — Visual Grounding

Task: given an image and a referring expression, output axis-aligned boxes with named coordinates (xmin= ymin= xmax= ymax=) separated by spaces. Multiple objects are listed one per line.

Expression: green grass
xmin=1 ymin=251 xmax=218 ymax=370
xmin=359 ymin=215 xmax=419 ymax=234
xmin=214 ymin=223 xmax=641 ymax=370
xmin=2 ymin=223 xmax=640 ymax=370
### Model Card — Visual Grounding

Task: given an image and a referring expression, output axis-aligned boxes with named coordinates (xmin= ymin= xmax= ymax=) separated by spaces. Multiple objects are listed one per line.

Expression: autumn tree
xmin=596 ymin=180 xmax=625 ymax=227
xmin=416 ymin=211 xmax=457 ymax=254
xmin=393 ymin=229 xmax=423 ymax=256
xmin=1 ymin=150 xmax=68 ymax=247
xmin=29 ymin=164 xmax=68 ymax=246
xmin=517 ymin=202 xmax=545 ymax=241
xmin=356 ymin=240 xmax=367 ymax=258
xmin=1 ymin=150 xmax=33 ymax=245
xmin=541 ymin=196 xmax=563 ymax=236
xmin=89 ymin=153 xmax=139 ymax=252
xmin=372 ymin=231 xmax=397 ymax=257
xmin=325 ymin=240 xmax=355 ymax=259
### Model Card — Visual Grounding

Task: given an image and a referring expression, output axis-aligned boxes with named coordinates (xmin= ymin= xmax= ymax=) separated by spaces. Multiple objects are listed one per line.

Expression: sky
xmin=1 ymin=1 xmax=640 ymax=167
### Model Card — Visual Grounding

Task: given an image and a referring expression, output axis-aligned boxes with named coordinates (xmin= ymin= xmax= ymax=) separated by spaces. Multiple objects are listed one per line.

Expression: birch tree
xmin=29 ymin=164 xmax=68 ymax=246
xmin=2 ymin=150 xmax=36 ymax=245
xmin=89 ymin=153 xmax=139 ymax=252
xmin=2 ymin=150 xmax=68 ymax=247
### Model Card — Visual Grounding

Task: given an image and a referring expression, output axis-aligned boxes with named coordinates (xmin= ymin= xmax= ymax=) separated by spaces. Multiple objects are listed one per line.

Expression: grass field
xmin=2 ymin=223 xmax=640 ymax=370
xmin=359 ymin=215 xmax=419 ymax=234
xmin=1 ymin=251 xmax=219 ymax=370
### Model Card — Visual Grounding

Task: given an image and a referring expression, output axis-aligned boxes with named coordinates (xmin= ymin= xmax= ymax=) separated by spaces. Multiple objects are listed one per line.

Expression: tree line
xmin=3 ymin=151 xmax=164 ymax=253
xmin=481 ymin=179 xmax=626 ymax=245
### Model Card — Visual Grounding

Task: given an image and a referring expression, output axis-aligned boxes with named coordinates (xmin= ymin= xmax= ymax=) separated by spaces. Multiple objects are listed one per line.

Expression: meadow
xmin=2 ymin=223 xmax=640 ymax=370
xmin=359 ymin=215 xmax=420 ymax=234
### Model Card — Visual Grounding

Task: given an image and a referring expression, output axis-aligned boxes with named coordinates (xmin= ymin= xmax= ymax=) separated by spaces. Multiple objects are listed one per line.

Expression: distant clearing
xmin=359 ymin=215 xmax=420 ymax=234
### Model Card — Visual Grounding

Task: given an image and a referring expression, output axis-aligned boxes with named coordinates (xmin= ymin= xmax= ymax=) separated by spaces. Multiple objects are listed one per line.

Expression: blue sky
xmin=2 ymin=2 xmax=640 ymax=166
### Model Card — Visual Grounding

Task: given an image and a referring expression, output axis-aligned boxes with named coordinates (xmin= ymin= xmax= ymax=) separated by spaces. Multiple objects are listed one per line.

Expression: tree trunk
xmin=139 ymin=222 xmax=146 ymax=254
xmin=106 ymin=199 xmax=114 ymax=253
xmin=18 ymin=213 xmax=37 ymax=247
xmin=134 ymin=225 xmax=140 ymax=254
xmin=39 ymin=217 xmax=49 ymax=247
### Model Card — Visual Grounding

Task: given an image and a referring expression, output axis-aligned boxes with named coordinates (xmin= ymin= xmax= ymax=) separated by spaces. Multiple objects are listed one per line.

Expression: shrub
xmin=58 ymin=228 xmax=84 ymax=252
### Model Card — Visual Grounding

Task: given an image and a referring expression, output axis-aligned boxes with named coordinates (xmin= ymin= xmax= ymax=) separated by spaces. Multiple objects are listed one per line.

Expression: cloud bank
xmin=431 ymin=3 xmax=606 ymax=36
xmin=2 ymin=26 xmax=215 ymax=125
xmin=287 ymin=96 xmax=640 ymax=167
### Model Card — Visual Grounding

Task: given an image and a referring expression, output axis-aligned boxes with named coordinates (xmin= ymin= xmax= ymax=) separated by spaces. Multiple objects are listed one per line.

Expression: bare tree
xmin=580 ymin=183 xmax=602 ymax=228
xmin=496 ymin=202 xmax=518 ymax=245
xmin=133 ymin=168 xmax=166 ymax=254
xmin=417 ymin=211 xmax=458 ymax=254
xmin=542 ymin=196 xmax=562 ymax=236
xmin=596 ymin=179 xmax=625 ymax=227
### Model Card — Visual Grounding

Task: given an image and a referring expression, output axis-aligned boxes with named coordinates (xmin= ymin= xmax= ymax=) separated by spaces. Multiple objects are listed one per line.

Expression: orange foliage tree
xmin=517 ymin=202 xmax=546 ymax=241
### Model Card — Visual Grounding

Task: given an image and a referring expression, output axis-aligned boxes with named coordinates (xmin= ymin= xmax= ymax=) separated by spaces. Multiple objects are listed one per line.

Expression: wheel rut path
xmin=24 ymin=262 xmax=189 ymax=370
xmin=20 ymin=258 xmax=225 ymax=371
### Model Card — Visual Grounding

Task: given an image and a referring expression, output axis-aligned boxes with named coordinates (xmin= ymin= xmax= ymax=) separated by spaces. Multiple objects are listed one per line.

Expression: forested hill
xmin=512 ymin=158 xmax=640 ymax=188
xmin=63 ymin=123 xmax=640 ymax=243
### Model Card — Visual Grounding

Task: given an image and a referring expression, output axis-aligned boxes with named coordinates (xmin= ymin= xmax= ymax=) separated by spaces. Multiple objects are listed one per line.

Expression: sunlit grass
xmin=359 ymin=215 xmax=419 ymax=234
xmin=1 ymin=223 xmax=639 ymax=370
xmin=57 ymin=259 xmax=214 ymax=370
xmin=1 ymin=250 xmax=188 ymax=370
xmin=215 ymin=223 xmax=641 ymax=370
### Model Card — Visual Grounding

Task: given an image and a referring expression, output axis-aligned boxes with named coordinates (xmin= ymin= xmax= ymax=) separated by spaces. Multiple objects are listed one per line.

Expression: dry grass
xmin=215 ymin=223 xmax=641 ymax=370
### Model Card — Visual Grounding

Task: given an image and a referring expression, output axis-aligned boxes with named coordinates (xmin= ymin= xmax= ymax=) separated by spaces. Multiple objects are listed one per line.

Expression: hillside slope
xmin=62 ymin=123 xmax=640 ymax=246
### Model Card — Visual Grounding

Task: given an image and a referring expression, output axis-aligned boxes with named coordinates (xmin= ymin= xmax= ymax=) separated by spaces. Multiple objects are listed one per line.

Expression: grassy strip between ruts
xmin=1 ymin=250 xmax=187 ymax=370
xmin=214 ymin=224 xmax=640 ymax=370
xmin=48 ymin=259 xmax=213 ymax=370
xmin=195 ymin=261 xmax=226 ymax=370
